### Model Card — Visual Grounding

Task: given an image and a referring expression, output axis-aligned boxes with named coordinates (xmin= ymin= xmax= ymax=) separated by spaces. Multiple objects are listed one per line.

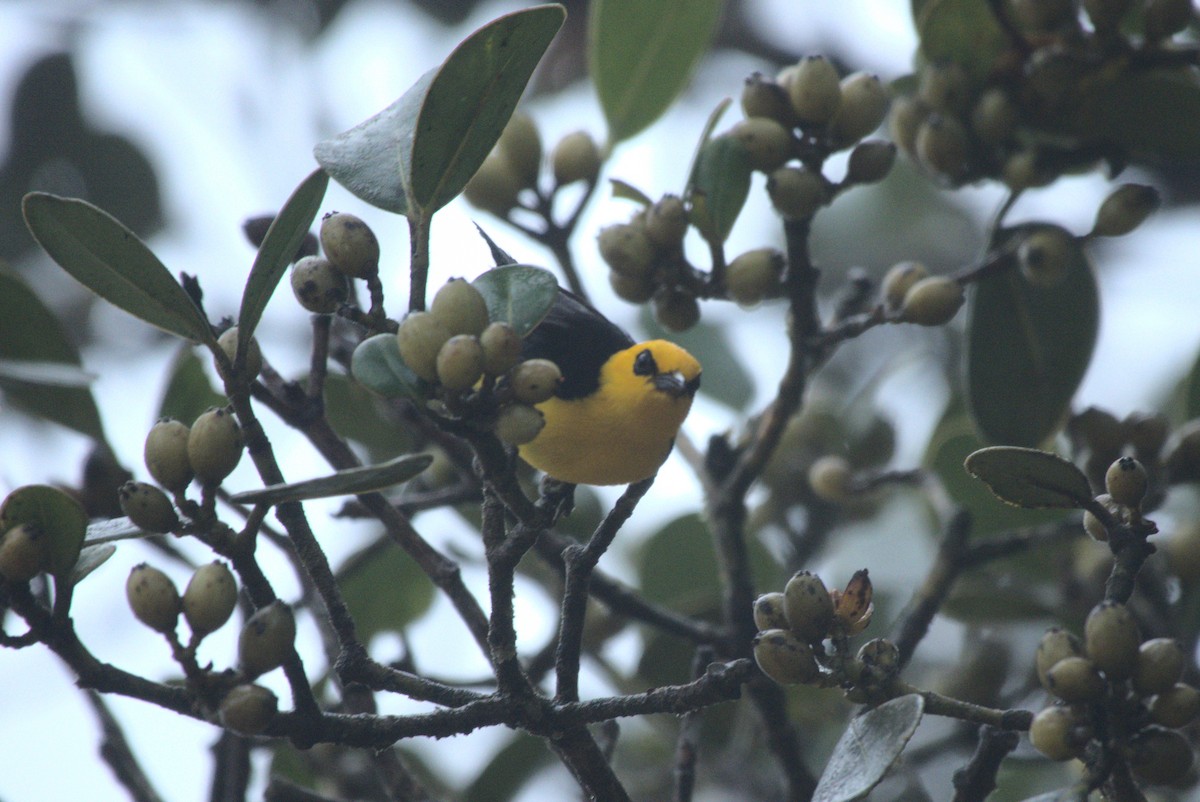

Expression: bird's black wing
xmin=521 ymin=288 xmax=635 ymax=400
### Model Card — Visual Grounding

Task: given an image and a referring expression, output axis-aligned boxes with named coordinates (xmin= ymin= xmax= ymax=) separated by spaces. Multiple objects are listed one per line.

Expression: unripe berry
xmin=918 ymin=63 xmax=970 ymax=115
xmin=730 ymin=117 xmax=793 ymax=172
xmin=1105 ymin=456 xmax=1148 ymax=508
xmin=0 ymin=523 xmax=48 ymax=582
xmin=1037 ymin=627 xmax=1085 ymax=688
xmin=183 ymin=561 xmax=239 ymax=637
xmin=784 ymin=56 xmax=842 ymax=127
xmin=430 ymin=278 xmax=490 ymax=338
xmin=216 ymin=326 xmax=263 ymax=381
xmin=1150 ymin=683 xmax=1200 ymax=728
xmin=1134 ymin=638 xmax=1186 ymax=697
xmin=396 ymin=311 xmax=452 ymax=383
xmin=319 ymin=212 xmax=379 ymax=279
xmin=497 ymin=111 xmax=542 ymax=189
xmin=598 ymin=223 xmax=655 ymax=278
xmin=644 ymin=195 xmax=688 ymax=249
xmin=609 ymin=271 xmax=656 ymax=304
xmin=652 ymin=288 xmax=700 ymax=332
xmin=1091 ymin=184 xmax=1161 ymax=238
xmin=753 ymin=592 xmax=789 ymax=631
xmin=845 ymin=141 xmax=896 ymax=184
xmin=496 ymin=403 xmax=545 ymax=445
xmin=1084 ymin=601 xmax=1141 ymax=681
xmin=753 ymin=628 xmax=820 ymax=684
xmin=971 ymin=88 xmax=1019 ymax=145
xmin=1128 ymin=726 xmax=1194 ymax=785
xmin=238 ymin=601 xmax=296 ymax=678
xmin=725 ymin=248 xmax=783 ymax=307
xmin=1082 ymin=494 xmax=1119 ymax=542
xmin=1044 ymin=656 xmax=1107 ymax=703
xmin=510 ymin=359 xmax=562 ymax=405
xmin=767 ymin=166 xmax=824 ymax=220
xmin=740 ymin=73 xmax=795 ymax=128
xmin=1029 ymin=705 xmax=1089 ymax=761
xmin=1018 ymin=227 xmax=1074 ymax=288
xmin=118 ymin=481 xmax=178 ymax=534
xmin=829 ymin=72 xmax=890 ymax=146
xmin=126 ymin=563 xmax=180 ymax=634
xmin=290 ymin=256 xmax=349 ymax=314
xmin=888 ymin=96 xmax=927 ymax=155
xmin=187 ymin=407 xmax=244 ymax=488
xmin=783 ymin=570 xmax=834 ymax=642
xmin=480 ymin=322 xmax=523 ymax=376
xmin=1165 ymin=520 xmax=1200 ymax=582
xmin=435 ymin=335 xmax=485 ymax=392
xmin=900 ymin=276 xmax=964 ymax=326
xmin=881 ymin=261 xmax=929 ymax=310
xmin=551 ymin=131 xmax=602 ymax=186
xmin=915 ymin=114 xmax=970 ymax=181
xmin=1145 ymin=0 xmax=1195 ymax=41
xmin=144 ymin=418 xmax=193 ymax=493
xmin=463 ymin=154 xmax=523 ymax=217
xmin=219 ymin=683 xmax=278 ymax=736
xmin=807 ymin=455 xmax=853 ymax=503
xmin=857 ymin=637 xmax=901 ymax=682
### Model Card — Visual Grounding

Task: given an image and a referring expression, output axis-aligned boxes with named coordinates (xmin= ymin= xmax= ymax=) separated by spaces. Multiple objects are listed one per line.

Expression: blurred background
xmin=1 ymin=1 xmax=1198 ymax=800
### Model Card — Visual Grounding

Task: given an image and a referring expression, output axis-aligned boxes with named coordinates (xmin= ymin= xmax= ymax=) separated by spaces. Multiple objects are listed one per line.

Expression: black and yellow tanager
xmin=517 ymin=290 xmax=701 ymax=486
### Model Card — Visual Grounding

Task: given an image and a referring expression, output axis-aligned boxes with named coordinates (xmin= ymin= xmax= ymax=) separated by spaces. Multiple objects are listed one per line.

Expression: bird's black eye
xmin=633 ymin=349 xmax=657 ymax=377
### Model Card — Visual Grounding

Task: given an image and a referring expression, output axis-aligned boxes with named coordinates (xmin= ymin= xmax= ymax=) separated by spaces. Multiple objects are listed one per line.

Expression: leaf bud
xmin=463 ymin=154 xmax=523 ymax=217
xmin=118 ymin=481 xmax=179 ymax=534
xmin=430 ymin=278 xmax=490 ymax=338
xmin=1091 ymin=184 xmax=1160 ymax=238
xmin=784 ymin=55 xmax=842 ymax=127
xmin=1084 ymin=601 xmax=1140 ymax=681
xmin=144 ymin=418 xmax=194 ymax=493
xmin=753 ymin=592 xmax=789 ymax=631
xmin=900 ymin=276 xmax=964 ymax=326
xmin=767 ymin=166 xmax=824 ymax=220
xmin=0 ymin=523 xmax=48 ymax=583
xmin=480 ymin=322 xmax=523 ymax=376
xmin=551 ymin=131 xmax=602 ymax=186
xmin=725 ymin=248 xmax=783 ymax=307
xmin=396 ymin=311 xmax=452 ymax=383
xmin=496 ymin=404 xmax=545 ymax=445
xmin=753 ymin=628 xmax=820 ymax=685
xmin=319 ymin=211 xmax=379 ymax=279
xmin=290 ymin=256 xmax=349 ymax=314
xmin=126 ymin=563 xmax=180 ymax=634
xmin=783 ymin=570 xmax=834 ymax=642
xmin=238 ymin=601 xmax=296 ymax=678
xmin=187 ymin=407 xmax=244 ymax=488
xmin=183 ymin=561 xmax=239 ymax=637
xmin=729 ymin=117 xmax=793 ymax=172
xmin=497 ymin=110 xmax=542 ymax=189
xmin=219 ymin=683 xmax=278 ymax=736
xmin=1134 ymin=638 xmax=1186 ymax=697
xmin=1105 ymin=456 xmax=1148 ymax=508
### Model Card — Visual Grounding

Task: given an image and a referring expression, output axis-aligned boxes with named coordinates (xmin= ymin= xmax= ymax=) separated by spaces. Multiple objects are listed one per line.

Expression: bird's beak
xmin=654 ymin=371 xmax=701 ymax=398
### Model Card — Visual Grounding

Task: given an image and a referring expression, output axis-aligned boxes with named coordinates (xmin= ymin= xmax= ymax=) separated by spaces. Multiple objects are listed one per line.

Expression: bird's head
xmin=609 ymin=339 xmax=701 ymax=402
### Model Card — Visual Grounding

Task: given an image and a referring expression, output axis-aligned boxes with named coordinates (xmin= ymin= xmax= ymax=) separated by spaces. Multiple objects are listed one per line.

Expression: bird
xmin=516 ymin=289 xmax=701 ymax=486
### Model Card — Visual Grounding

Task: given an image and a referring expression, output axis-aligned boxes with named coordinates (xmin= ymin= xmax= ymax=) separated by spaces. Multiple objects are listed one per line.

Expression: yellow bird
xmin=517 ymin=290 xmax=701 ymax=486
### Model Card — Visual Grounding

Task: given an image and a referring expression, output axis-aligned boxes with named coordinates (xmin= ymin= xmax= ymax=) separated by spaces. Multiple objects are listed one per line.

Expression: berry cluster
xmin=289 ymin=210 xmax=380 ymax=314
xmin=1030 ymin=601 xmax=1197 ymax=785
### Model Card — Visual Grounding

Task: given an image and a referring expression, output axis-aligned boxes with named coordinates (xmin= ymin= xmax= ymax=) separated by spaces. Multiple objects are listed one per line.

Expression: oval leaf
xmin=914 ymin=0 xmax=1007 ymax=86
xmin=70 ymin=543 xmax=116 ymax=586
xmin=321 ymin=371 xmax=413 ymax=461
xmin=965 ymin=226 xmax=1098 ymax=447
xmin=964 ymin=446 xmax=1092 ymax=509
xmin=230 ymin=453 xmax=433 ymax=506
xmin=408 ymin=5 xmax=565 ymax=213
xmin=472 ymin=264 xmax=559 ymax=336
xmin=0 ymin=265 xmax=107 ymax=444
xmin=351 ymin=333 xmax=429 ymax=400
xmin=686 ymin=134 xmax=752 ymax=244
xmin=22 ymin=194 xmax=214 ymax=345
xmin=84 ymin=517 xmax=147 ymax=546
xmin=238 ymin=168 xmax=328 ymax=349
xmin=589 ymin=0 xmax=723 ymax=144
xmin=0 ymin=484 xmax=88 ymax=581
xmin=813 ymin=694 xmax=925 ymax=802
xmin=339 ymin=540 xmax=436 ymax=647
xmin=1067 ymin=69 xmax=1200 ymax=163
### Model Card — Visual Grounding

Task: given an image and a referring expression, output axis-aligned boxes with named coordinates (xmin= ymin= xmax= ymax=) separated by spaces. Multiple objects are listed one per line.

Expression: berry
xmin=290 ymin=255 xmax=348 ymax=314
xmin=740 ymin=73 xmax=795 ymax=128
xmin=1084 ymin=601 xmax=1140 ymax=681
xmin=888 ymin=96 xmax=927 ymax=155
xmin=396 ymin=311 xmax=452 ymax=383
xmin=784 ymin=56 xmax=842 ymax=127
xmin=1044 ymin=656 xmax=1107 ymax=703
xmin=118 ymin=481 xmax=178 ymax=534
xmin=767 ymin=166 xmax=824 ymax=220
xmin=725 ymin=248 xmax=783 ymax=307
xmin=497 ymin=111 xmax=542 ymax=189
xmin=480 ymin=322 xmax=523 ymax=376
xmin=435 ymin=335 xmax=485 ymax=392
xmin=239 ymin=601 xmax=296 ymax=678
xmin=881 ymin=261 xmax=929 ymax=310
xmin=900 ymin=276 xmax=964 ymax=326
xmin=1150 ymin=683 xmax=1200 ymax=728
xmin=1105 ymin=456 xmax=1148 ymax=508
xmin=510 ymin=359 xmax=562 ymax=405
xmin=609 ymin=271 xmax=656 ymax=304
xmin=144 ymin=418 xmax=193 ymax=493
xmin=187 ymin=407 xmax=244 ymax=488
xmin=0 ymin=523 xmax=48 ymax=583
xmin=753 ymin=592 xmax=789 ymax=631
xmin=216 ymin=326 xmax=263 ymax=382
xmin=845 ymin=141 xmax=896 ymax=184
xmin=219 ymin=684 xmax=278 ymax=736
xmin=971 ymin=89 xmax=1019 ymax=145
xmin=807 ymin=455 xmax=853 ymax=503
xmin=644 ymin=195 xmax=688 ymax=249
xmin=1083 ymin=0 xmax=1135 ymax=31
xmin=783 ymin=570 xmax=834 ymax=642
xmin=1091 ymin=184 xmax=1160 ymax=238
xmin=126 ymin=563 xmax=180 ymax=634
xmin=753 ymin=628 xmax=820 ymax=685
xmin=829 ymin=72 xmax=890 ymax=146
xmin=495 ymin=404 xmax=545 ymax=446
xmin=1029 ymin=705 xmax=1089 ymax=761
xmin=598 ymin=223 xmax=655 ymax=278
xmin=183 ymin=561 xmax=239 ymax=637
xmin=1145 ymin=0 xmax=1195 ymax=40
xmin=1134 ymin=638 xmax=1186 ymax=697
xmin=1082 ymin=494 xmax=1120 ymax=542
xmin=463 ymin=154 xmax=523 ymax=217
xmin=652 ymin=288 xmax=700 ymax=332
xmin=1036 ymin=627 xmax=1086 ymax=688
xmin=918 ymin=63 xmax=970 ymax=115
xmin=1128 ymin=726 xmax=1194 ymax=785
xmin=730 ymin=117 xmax=793 ymax=172
xmin=319 ymin=212 xmax=379 ymax=279
xmin=429 ymin=279 xmax=490 ymax=338
xmin=915 ymin=114 xmax=970 ymax=181
xmin=1018 ymin=228 xmax=1074 ymax=288
xmin=551 ymin=131 xmax=602 ymax=186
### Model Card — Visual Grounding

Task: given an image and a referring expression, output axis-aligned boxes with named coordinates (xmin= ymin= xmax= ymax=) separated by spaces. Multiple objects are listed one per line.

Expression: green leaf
xmin=813 ymin=694 xmax=925 ymax=802
xmin=686 ymin=134 xmax=753 ymax=244
xmin=965 ymin=226 xmax=1098 ymax=447
xmin=238 ymin=168 xmax=328 ymax=350
xmin=157 ymin=345 xmax=226 ymax=425
xmin=463 ymin=733 xmax=554 ymax=802
xmin=22 ymin=194 xmax=215 ymax=345
xmin=0 ymin=265 xmax=107 ymax=444
xmin=474 ymin=223 xmax=517 ymax=266
xmin=71 ymin=543 xmax=116 ymax=586
xmin=408 ymin=5 xmax=565 ymax=213
xmin=1069 ymin=69 xmax=1200 ymax=163
xmin=608 ymin=178 xmax=654 ymax=206
xmin=322 ymin=371 xmax=413 ymax=461
xmin=913 ymin=0 xmax=1007 ymax=85
xmin=589 ymin=0 xmax=722 ymax=144
xmin=0 ymin=484 xmax=88 ymax=582
xmin=351 ymin=334 xmax=430 ymax=400
xmin=472 ymin=264 xmax=560 ymax=336
xmin=964 ymin=446 xmax=1092 ymax=509
xmin=640 ymin=312 xmax=754 ymax=410
xmin=229 ymin=454 xmax=433 ymax=506
xmin=338 ymin=538 xmax=436 ymax=646
xmin=84 ymin=517 xmax=145 ymax=546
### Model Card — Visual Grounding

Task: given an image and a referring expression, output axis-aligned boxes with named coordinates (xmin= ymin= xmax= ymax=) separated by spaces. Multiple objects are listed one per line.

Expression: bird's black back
xmin=521 ymin=289 xmax=635 ymax=400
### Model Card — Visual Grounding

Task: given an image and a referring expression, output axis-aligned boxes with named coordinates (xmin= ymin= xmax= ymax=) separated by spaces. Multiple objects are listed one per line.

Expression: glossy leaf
xmin=0 ymin=265 xmax=107 ymax=443
xmin=408 ymin=5 xmax=564 ymax=213
xmin=686 ymin=134 xmax=752 ymax=244
xmin=22 ymin=193 xmax=214 ymax=345
xmin=641 ymin=311 xmax=753 ymax=410
xmin=238 ymin=168 xmax=328 ymax=351
xmin=351 ymin=334 xmax=429 ymax=400
xmin=589 ymin=0 xmax=722 ymax=144
xmin=338 ymin=538 xmax=436 ymax=646
xmin=472 ymin=264 xmax=560 ymax=336
xmin=84 ymin=517 xmax=145 ymax=546
xmin=966 ymin=226 xmax=1098 ymax=447
xmin=322 ymin=371 xmax=413 ymax=461
xmin=913 ymin=0 xmax=1007 ymax=85
xmin=230 ymin=453 xmax=433 ymax=506
xmin=70 ymin=543 xmax=116 ymax=586
xmin=0 ymin=484 xmax=88 ymax=581
xmin=813 ymin=694 xmax=925 ymax=802
xmin=964 ymin=446 xmax=1092 ymax=509
xmin=158 ymin=345 xmax=226 ymax=425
